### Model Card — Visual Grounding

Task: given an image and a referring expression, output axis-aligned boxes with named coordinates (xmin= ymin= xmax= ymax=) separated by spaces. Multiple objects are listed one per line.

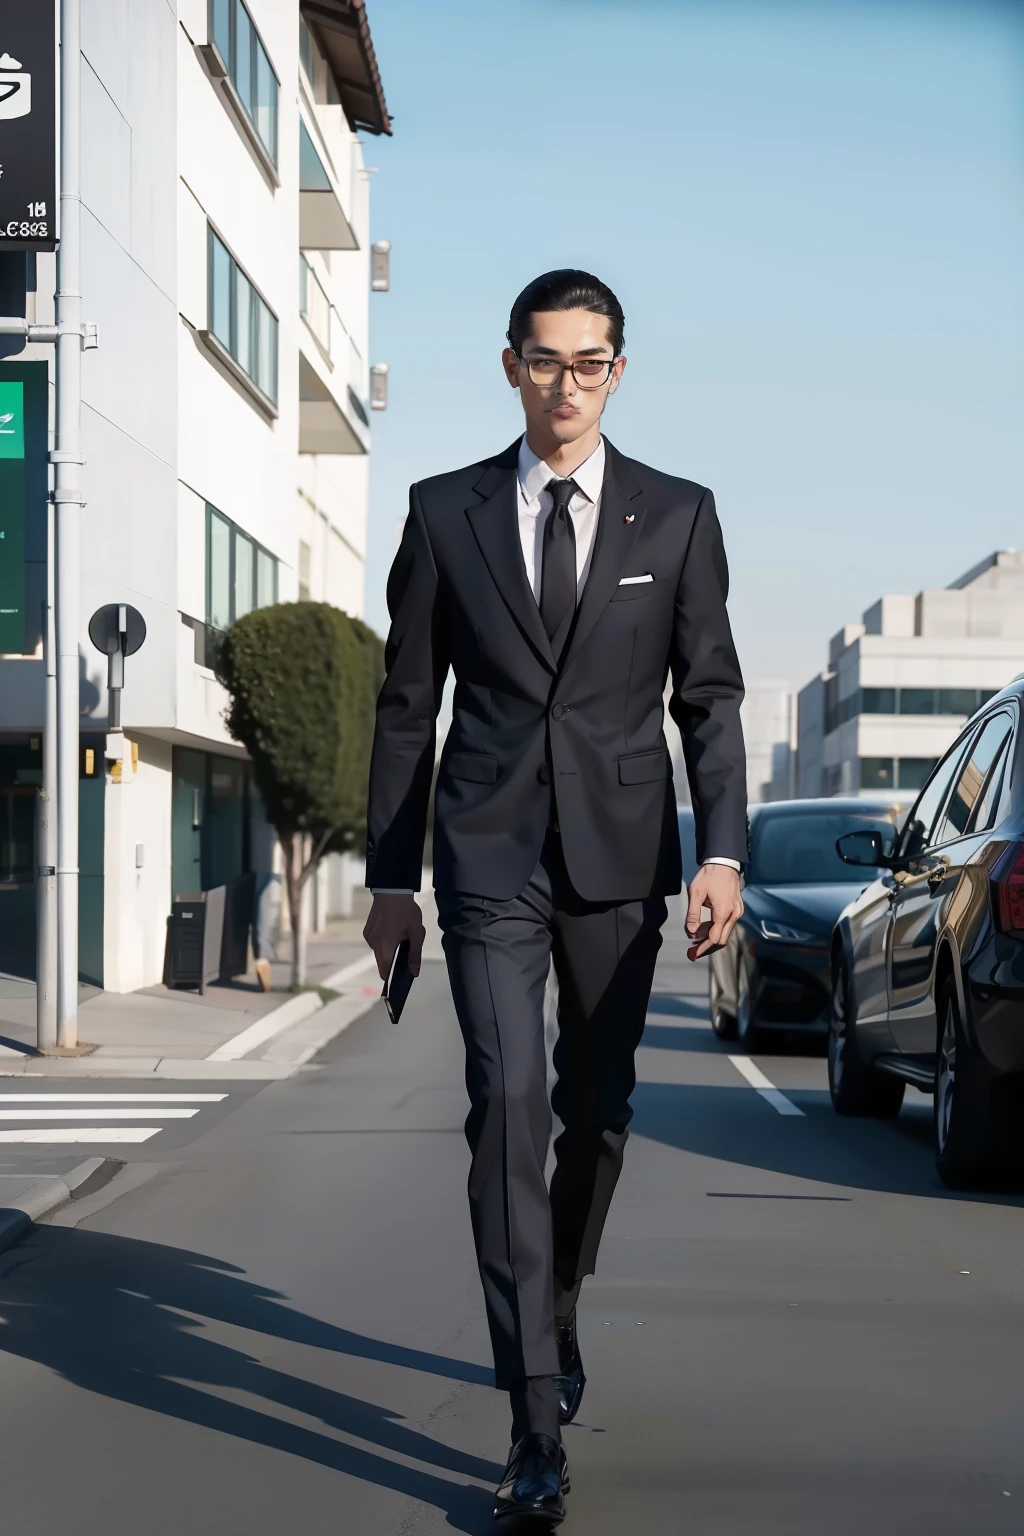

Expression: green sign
xmin=0 ymin=379 xmax=26 ymax=649
xmin=0 ymin=381 xmax=25 ymax=458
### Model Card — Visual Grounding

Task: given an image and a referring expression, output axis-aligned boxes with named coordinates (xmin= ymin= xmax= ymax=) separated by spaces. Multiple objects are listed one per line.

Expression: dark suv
xmin=829 ymin=676 xmax=1024 ymax=1188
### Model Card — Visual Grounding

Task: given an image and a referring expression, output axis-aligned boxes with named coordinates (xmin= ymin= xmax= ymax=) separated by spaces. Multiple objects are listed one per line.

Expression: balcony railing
xmin=299 ymin=254 xmax=331 ymax=356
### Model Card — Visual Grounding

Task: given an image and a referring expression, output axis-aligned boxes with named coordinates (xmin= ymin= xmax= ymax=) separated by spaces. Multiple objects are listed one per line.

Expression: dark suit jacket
xmin=366 ymin=439 xmax=747 ymax=901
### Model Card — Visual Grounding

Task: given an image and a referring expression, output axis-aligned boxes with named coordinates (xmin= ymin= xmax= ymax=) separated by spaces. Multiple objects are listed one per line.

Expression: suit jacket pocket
xmin=618 ymin=748 xmax=671 ymax=786
xmin=446 ymin=752 xmax=498 ymax=784
xmin=609 ymin=584 xmax=654 ymax=602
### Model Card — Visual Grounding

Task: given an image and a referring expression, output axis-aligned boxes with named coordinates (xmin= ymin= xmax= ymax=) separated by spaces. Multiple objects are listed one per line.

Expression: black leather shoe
xmin=493 ymin=1433 xmax=569 ymax=1525
xmin=555 ymin=1309 xmax=586 ymax=1424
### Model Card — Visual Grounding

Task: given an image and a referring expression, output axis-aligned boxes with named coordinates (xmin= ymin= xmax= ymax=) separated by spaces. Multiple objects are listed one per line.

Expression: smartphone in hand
xmin=382 ymin=939 xmax=414 ymax=1024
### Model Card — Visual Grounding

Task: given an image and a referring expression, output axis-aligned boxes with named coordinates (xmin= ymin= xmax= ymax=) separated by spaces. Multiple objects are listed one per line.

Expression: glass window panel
xmin=897 ymin=757 xmax=936 ymax=792
xmin=934 ymin=715 xmax=1013 ymax=846
xmin=234 ymin=533 xmax=255 ymax=620
xmin=897 ymin=735 xmax=972 ymax=859
xmin=256 ymin=548 xmax=276 ymax=608
xmin=859 ymin=757 xmax=894 ymax=791
xmin=255 ymin=39 xmax=277 ymax=161
xmin=234 ymin=0 xmax=254 ymax=115
xmin=299 ymin=17 xmax=314 ymax=82
xmin=749 ymin=809 xmax=900 ymax=885
xmin=207 ymin=508 xmax=232 ymax=630
xmin=259 ymin=302 xmax=278 ymax=402
xmin=938 ymin=689 xmax=978 ymax=716
xmin=862 ymin=687 xmax=896 ymax=714
xmin=235 ymin=269 xmax=252 ymax=376
xmin=212 ymin=0 xmax=232 ymax=67
xmin=974 ymin=735 xmax=1013 ymax=833
xmin=900 ymin=688 xmax=937 ymax=715
xmin=299 ymin=119 xmax=332 ymax=191
xmin=209 ymin=232 xmax=232 ymax=351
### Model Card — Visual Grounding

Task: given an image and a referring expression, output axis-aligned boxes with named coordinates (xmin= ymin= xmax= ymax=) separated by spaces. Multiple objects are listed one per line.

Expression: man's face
xmin=502 ymin=309 xmax=626 ymax=447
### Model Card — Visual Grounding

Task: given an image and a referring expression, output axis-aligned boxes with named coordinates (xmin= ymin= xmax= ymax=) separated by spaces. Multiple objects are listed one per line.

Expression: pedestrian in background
xmin=364 ymin=270 xmax=748 ymax=1524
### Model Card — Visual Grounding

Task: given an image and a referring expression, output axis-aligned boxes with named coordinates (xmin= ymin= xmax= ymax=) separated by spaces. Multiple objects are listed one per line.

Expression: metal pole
xmin=55 ymin=0 xmax=83 ymax=1048
xmin=36 ymin=500 xmax=58 ymax=1051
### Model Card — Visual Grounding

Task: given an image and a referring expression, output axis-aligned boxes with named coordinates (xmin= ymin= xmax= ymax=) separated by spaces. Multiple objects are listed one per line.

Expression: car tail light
xmin=990 ymin=841 xmax=1024 ymax=934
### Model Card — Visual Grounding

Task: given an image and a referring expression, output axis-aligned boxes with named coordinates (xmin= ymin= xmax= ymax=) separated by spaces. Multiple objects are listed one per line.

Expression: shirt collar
xmin=517 ymin=435 xmax=606 ymax=508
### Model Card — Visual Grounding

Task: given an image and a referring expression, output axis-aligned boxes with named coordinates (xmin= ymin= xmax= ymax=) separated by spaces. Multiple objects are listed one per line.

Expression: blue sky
xmin=362 ymin=0 xmax=1023 ymax=686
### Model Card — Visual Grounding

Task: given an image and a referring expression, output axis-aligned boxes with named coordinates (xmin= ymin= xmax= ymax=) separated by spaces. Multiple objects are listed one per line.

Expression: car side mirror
xmin=836 ymin=829 xmax=894 ymax=868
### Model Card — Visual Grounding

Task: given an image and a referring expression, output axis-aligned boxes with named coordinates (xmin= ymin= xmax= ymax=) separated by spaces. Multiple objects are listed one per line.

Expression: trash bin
xmin=167 ymin=886 xmax=226 ymax=994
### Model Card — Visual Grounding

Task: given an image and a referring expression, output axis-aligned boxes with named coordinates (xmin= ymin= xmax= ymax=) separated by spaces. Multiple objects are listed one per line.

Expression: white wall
xmin=102 ymin=735 xmax=173 ymax=993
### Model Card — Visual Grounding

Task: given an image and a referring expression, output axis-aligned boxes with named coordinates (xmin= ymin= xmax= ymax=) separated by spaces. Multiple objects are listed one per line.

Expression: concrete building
xmin=796 ymin=551 xmax=1024 ymax=799
xmin=0 ymin=0 xmax=391 ymax=989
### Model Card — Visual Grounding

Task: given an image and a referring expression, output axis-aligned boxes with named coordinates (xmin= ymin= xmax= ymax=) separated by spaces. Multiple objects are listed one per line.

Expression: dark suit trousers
xmin=436 ymin=834 xmax=667 ymax=1388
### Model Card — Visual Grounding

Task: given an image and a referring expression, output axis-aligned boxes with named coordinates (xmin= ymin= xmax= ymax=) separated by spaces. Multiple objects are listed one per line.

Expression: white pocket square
xmin=619 ymin=573 xmax=654 ymax=585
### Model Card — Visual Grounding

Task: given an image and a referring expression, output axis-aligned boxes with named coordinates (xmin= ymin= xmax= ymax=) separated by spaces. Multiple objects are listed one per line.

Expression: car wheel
xmin=735 ymin=954 xmax=764 ymax=1054
xmin=934 ymin=976 xmax=999 ymax=1190
xmin=709 ymin=953 xmax=738 ymax=1041
xmin=828 ymin=959 xmax=904 ymax=1118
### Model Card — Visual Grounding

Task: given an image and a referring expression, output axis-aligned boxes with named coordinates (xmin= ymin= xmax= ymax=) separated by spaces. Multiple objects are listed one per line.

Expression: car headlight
xmin=759 ymin=919 xmax=817 ymax=944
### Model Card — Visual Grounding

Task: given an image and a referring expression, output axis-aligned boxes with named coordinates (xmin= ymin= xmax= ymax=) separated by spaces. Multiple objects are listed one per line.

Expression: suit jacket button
xmin=536 ymin=763 xmax=551 ymax=784
xmin=551 ymin=702 xmax=568 ymax=721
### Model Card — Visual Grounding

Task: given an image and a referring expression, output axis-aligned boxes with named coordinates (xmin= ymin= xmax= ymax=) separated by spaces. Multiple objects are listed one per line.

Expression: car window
xmin=749 ymin=812 xmax=899 ymax=885
xmin=932 ymin=714 xmax=1013 ymax=847
xmin=897 ymin=733 xmax=972 ymax=859
xmin=971 ymin=734 xmax=1012 ymax=834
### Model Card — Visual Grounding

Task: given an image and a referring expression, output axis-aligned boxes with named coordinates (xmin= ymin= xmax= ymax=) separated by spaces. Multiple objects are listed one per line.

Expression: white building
xmin=796 ymin=551 xmax=1024 ymax=799
xmin=0 ymin=0 xmax=391 ymax=990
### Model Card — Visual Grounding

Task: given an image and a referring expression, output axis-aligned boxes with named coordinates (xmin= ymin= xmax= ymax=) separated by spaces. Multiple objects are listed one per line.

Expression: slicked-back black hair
xmin=507 ymin=269 xmax=625 ymax=357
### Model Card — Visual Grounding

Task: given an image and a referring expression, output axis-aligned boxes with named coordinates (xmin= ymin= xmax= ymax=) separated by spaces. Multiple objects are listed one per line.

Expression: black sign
xmin=0 ymin=1 xmax=57 ymax=252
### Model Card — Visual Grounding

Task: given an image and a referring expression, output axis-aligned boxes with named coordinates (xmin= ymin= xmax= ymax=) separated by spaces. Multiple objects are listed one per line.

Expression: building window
xmin=209 ymin=0 xmax=279 ymax=165
xmin=860 ymin=757 xmax=895 ymax=791
xmin=300 ymin=254 xmax=331 ymax=355
xmin=897 ymin=757 xmax=937 ymax=791
xmin=206 ymin=504 xmax=279 ymax=630
xmin=861 ymin=687 xmax=897 ymax=714
xmin=299 ymin=15 xmax=315 ymax=84
xmin=208 ymin=228 xmax=278 ymax=405
xmin=298 ymin=540 xmax=312 ymax=602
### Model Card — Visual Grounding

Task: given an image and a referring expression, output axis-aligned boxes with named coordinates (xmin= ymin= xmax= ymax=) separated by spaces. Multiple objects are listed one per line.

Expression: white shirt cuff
xmin=702 ymin=857 xmax=741 ymax=872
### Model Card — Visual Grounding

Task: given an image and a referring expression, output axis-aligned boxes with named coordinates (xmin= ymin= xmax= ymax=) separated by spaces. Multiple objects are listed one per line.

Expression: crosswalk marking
xmin=0 ymin=1128 xmax=162 ymax=1143
xmin=0 ymin=1094 xmax=227 ymax=1103
xmin=0 ymin=1108 xmax=201 ymax=1120
xmin=0 ymin=1091 xmax=230 ymax=1145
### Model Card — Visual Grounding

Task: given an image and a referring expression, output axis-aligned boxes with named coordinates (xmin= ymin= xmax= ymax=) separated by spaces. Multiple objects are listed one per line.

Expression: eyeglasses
xmin=520 ymin=356 xmax=616 ymax=390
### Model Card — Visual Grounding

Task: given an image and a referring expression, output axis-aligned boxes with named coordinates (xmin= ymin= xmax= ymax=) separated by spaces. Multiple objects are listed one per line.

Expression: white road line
xmin=0 ymin=1094 xmax=227 ymax=1103
xmin=727 ymin=1055 xmax=805 ymax=1117
xmin=208 ymin=953 xmax=379 ymax=1062
xmin=0 ymin=1108 xmax=200 ymax=1120
xmin=0 ymin=1128 xmax=162 ymax=1143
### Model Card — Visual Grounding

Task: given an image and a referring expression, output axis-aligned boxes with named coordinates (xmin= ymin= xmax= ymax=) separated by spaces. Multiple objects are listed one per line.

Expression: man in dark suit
xmin=364 ymin=270 xmax=747 ymax=1524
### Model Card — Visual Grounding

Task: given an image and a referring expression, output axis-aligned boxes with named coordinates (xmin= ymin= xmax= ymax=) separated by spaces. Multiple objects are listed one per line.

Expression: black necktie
xmin=539 ymin=478 xmax=578 ymax=645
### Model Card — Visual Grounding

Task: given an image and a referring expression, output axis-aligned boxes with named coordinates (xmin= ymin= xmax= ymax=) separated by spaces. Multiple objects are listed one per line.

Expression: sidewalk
xmin=0 ymin=894 xmax=442 ymax=1079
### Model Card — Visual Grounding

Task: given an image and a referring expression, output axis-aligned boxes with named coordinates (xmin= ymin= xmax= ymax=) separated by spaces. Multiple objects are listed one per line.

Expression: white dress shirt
xmin=371 ymin=435 xmax=739 ymax=889
xmin=516 ymin=435 xmax=604 ymax=601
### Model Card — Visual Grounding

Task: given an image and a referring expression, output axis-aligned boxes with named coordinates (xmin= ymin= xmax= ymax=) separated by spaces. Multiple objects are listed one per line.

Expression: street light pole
xmin=36 ymin=496 xmax=58 ymax=1051
xmin=55 ymin=0 xmax=83 ymax=1048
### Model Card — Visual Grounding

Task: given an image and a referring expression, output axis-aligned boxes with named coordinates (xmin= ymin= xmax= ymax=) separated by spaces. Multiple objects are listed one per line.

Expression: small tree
xmin=217 ymin=602 xmax=382 ymax=988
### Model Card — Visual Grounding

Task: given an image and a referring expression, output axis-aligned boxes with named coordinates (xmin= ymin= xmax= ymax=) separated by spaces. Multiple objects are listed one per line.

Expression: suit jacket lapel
xmin=562 ymin=441 xmax=645 ymax=670
xmin=465 ymin=442 xmax=557 ymax=672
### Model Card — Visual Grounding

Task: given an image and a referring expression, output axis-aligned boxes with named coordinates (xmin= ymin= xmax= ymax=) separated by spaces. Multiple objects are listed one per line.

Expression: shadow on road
xmin=0 ymin=1227 xmax=500 ymax=1532
xmin=631 ymin=1081 xmax=1024 ymax=1207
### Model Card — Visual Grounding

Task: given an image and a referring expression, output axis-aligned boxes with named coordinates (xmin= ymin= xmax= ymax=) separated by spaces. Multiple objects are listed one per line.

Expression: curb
xmin=206 ymin=953 xmax=379 ymax=1063
xmin=0 ymin=1156 xmax=123 ymax=1255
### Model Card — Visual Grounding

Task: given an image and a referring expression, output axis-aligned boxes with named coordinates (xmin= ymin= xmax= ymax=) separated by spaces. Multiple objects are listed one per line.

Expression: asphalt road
xmin=0 ymin=937 xmax=1022 ymax=1534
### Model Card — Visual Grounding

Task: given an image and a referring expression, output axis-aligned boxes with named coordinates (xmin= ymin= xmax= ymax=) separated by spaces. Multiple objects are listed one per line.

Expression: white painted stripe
xmin=0 ymin=1108 xmax=200 ymax=1120
xmin=207 ymin=953 xmax=378 ymax=1062
xmin=0 ymin=1128 xmax=162 ymax=1143
xmin=727 ymin=1055 xmax=805 ymax=1117
xmin=0 ymin=1094 xmax=227 ymax=1103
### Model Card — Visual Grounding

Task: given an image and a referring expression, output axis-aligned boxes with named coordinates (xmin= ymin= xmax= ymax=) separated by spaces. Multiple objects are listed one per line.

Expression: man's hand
xmin=684 ymin=865 xmax=744 ymax=962
xmin=363 ymin=894 xmax=426 ymax=981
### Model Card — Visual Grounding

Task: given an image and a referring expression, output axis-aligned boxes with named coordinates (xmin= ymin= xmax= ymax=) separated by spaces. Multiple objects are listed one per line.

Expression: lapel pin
xmin=624 ymin=513 xmax=635 ymax=524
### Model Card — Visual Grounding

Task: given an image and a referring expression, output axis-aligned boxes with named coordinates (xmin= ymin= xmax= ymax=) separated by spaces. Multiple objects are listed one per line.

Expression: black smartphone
xmin=382 ymin=940 xmax=414 ymax=1024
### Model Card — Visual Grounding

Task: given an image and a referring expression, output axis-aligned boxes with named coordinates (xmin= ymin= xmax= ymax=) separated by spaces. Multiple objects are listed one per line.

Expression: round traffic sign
xmin=88 ymin=603 xmax=147 ymax=657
